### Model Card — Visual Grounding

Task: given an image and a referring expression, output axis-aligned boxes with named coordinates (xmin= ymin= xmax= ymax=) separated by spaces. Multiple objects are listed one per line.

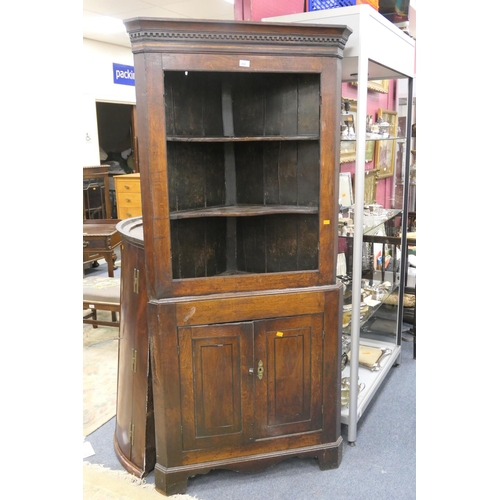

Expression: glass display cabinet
xmin=264 ymin=4 xmax=416 ymax=444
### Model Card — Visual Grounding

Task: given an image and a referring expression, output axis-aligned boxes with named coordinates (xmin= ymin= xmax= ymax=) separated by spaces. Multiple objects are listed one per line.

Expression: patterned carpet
xmin=83 ymin=314 xmax=120 ymax=437
xmin=83 ymin=463 xmax=199 ymax=500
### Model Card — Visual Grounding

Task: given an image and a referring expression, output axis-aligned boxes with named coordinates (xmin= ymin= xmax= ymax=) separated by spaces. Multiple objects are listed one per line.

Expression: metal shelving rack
xmin=264 ymin=4 xmax=416 ymax=444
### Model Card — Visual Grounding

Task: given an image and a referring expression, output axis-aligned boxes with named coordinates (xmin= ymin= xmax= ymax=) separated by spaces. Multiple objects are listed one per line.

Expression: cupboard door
xmin=115 ymin=241 xmax=155 ymax=475
xmin=178 ymin=322 xmax=254 ymax=451
xmin=254 ymin=314 xmax=324 ymax=439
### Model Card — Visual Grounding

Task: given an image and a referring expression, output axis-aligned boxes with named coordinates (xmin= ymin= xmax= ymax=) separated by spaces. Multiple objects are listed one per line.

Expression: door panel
xmin=178 ymin=322 xmax=254 ymax=451
xmin=254 ymin=314 xmax=324 ymax=439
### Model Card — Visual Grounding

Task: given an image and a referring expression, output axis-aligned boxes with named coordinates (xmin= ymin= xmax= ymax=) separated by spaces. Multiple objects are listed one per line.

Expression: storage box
xmin=378 ymin=0 xmax=409 ymax=22
xmin=378 ymin=0 xmax=416 ymax=38
xmin=307 ymin=0 xmax=379 ymax=11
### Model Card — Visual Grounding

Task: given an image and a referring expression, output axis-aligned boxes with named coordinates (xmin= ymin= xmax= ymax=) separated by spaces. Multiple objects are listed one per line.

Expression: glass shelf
xmin=340 ymin=135 xmax=407 ymax=142
xmin=338 ymin=208 xmax=403 ymax=236
xmin=363 ymin=209 xmax=403 ymax=235
xmin=341 ymin=279 xmax=398 ymax=335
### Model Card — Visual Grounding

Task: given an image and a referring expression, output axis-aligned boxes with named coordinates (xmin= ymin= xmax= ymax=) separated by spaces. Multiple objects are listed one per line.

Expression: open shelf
xmin=167 ymin=135 xmax=320 ymax=142
xmin=340 ymin=337 xmax=401 ymax=424
xmin=170 ymin=204 xmax=318 ymax=219
xmin=342 ymin=280 xmax=399 ymax=334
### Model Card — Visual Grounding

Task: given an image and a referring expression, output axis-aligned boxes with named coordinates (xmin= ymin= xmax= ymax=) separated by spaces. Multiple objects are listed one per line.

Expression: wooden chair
xmin=83 ymin=165 xmax=112 ymax=220
xmin=83 ymin=276 xmax=120 ymax=328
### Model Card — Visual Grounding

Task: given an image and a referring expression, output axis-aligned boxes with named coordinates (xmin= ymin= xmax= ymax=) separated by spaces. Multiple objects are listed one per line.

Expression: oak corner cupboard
xmin=116 ymin=18 xmax=352 ymax=496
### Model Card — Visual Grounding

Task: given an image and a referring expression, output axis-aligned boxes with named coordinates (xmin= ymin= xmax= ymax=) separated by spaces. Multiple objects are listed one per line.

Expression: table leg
xmin=104 ymin=253 xmax=115 ymax=277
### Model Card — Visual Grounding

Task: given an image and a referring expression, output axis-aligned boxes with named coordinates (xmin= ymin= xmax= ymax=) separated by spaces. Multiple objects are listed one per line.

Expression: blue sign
xmin=113 ymin=63 xmax=135 ymax=86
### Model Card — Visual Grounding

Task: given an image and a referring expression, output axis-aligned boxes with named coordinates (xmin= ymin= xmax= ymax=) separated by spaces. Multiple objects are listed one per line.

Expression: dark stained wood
xmin=253 ymin=314 xmax=324 ymax=439
xmin=235 ymin=142 xmax=265 ymax=204
xmin=171 ymin=204 xmax=317 ymax=219
xmin=138 ymin=52 xmax=346 ymax=297
xmin=297 ymin=141 xmax=320 ymax=206
xmin=83 ymin=165 xmax=112 ymax=220
xmin=118 ymin=18 xmax=351 ymax=496
xmin=318 ymin=59 xmax=342 ymax=286
xmin=83 ymin=220 xmax=121 ymax=277
xmin=147 ymin=287 xmax=344 ymax=491
xmin=237 ymin=214 xmax=318 ymax=274
xmin=164 ymin=71 xmax=223 ymax=137
xmin=178 ymin=322 xmax=254 ymax=451
xmin=170 ymin=218 xmax=227 ymax=279
xmin=133 ymin=51 xmax=172 ymax=298
xmin=113 ymin=235 xmax=155 ymax=478
xmin=167 ymin=142 xmax=226 ymax=211
xmin=297 ymin=215 xmax=320 ymax=270
xmin=298 ymin=74 xmax=321 ymax=136
xmin=236 ymin=216 xmax=266 ymax=274
xmin=167 ymin=135 xmax=319 ymax=142
xmin=265 ymin=141 xmax=300 ymax=205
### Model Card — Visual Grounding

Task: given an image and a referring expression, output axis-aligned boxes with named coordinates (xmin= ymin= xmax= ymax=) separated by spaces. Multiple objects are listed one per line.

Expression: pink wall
xmin=235 ymin=0 xmax=306 ymax=21
xmin=340 ymin=81 xmax=397 ymax=208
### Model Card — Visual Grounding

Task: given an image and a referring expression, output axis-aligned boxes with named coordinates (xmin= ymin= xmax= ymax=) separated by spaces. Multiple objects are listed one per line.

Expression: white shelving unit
xmin=340 ymin=338 xmax=401 ymax=423
xmin=263 ymin=5 xmax=416 ymax=444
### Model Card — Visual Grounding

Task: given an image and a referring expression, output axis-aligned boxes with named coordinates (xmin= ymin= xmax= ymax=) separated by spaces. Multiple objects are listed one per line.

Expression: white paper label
xmin=239 ymin=60 xmax=250 ymax=67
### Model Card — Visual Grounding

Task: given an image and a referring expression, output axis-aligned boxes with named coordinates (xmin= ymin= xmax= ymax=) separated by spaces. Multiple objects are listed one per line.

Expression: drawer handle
xmin=124 ymin=185 xmax=130 ymax=189
xmin=125 ymin=198 xmax=131 ymax=202
xmin=127 ymin=213 xmax=132 ymax=217
xmin=83 ymin=240 xmax=89 ymax=248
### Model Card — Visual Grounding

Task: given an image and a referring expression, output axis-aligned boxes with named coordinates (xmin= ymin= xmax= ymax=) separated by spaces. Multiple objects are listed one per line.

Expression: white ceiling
xmin=83 ymin=0 xmax=236 ymax=48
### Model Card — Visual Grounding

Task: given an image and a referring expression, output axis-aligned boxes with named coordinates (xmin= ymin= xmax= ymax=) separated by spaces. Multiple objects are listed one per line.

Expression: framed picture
xmin=352 ymin=168 xmax=379 ymax=205
xmin=375 ymin=139 xmax=395 ymax=179
xmin=340 ymin=140 xmax=376 ymax=164
xmin=350 ymin=79 xmax=389 ymax=94
xmin=342 ymin=97 xmax=357 ymax=114
xmin=377 ymin=108 xmax=398 ymax=138
xmin=339 ymin=172 xmax=353 ymax=207
xmin=340 ymin=141 xmax=356 ymax=163
xmin=364 ymin=169 xmax=379 ymax=205
xmin=341 ymin=97 xmax=357 ymax=139
xmin=365 ymin=140 xmax=375 ymax=162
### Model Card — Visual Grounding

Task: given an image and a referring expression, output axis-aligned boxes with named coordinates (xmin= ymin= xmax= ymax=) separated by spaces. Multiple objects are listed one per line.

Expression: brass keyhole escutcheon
xmin=257 ymin=360 xmax=264 ymax=380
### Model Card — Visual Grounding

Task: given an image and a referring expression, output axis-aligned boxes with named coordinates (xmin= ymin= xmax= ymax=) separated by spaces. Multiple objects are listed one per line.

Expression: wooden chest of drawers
xmin=114 ymin=173 xmax=142 ymax=219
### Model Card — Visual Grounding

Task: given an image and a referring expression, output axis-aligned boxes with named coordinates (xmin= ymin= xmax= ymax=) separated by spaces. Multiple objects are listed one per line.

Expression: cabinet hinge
xmin=129 ymin=422 xmax=135 ymax=446
xmin=132 ymin=348 xmax=137 ymax=373
xmin=321 ymin=405 xmax=324 ymax=414
xmin=133 ymin=268 xmax=139 ymax=294
xmin=177 ymin=345 xmax=180 ymax=356
xmin=322 ymin=330 xmax=325 ymax=339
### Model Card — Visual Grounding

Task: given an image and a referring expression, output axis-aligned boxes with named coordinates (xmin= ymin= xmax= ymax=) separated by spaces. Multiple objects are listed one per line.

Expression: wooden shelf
xmin=170 ymin=204 xmax=318 ymax=219
xmin=167 ymin=135 xmax=320 ymax=142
